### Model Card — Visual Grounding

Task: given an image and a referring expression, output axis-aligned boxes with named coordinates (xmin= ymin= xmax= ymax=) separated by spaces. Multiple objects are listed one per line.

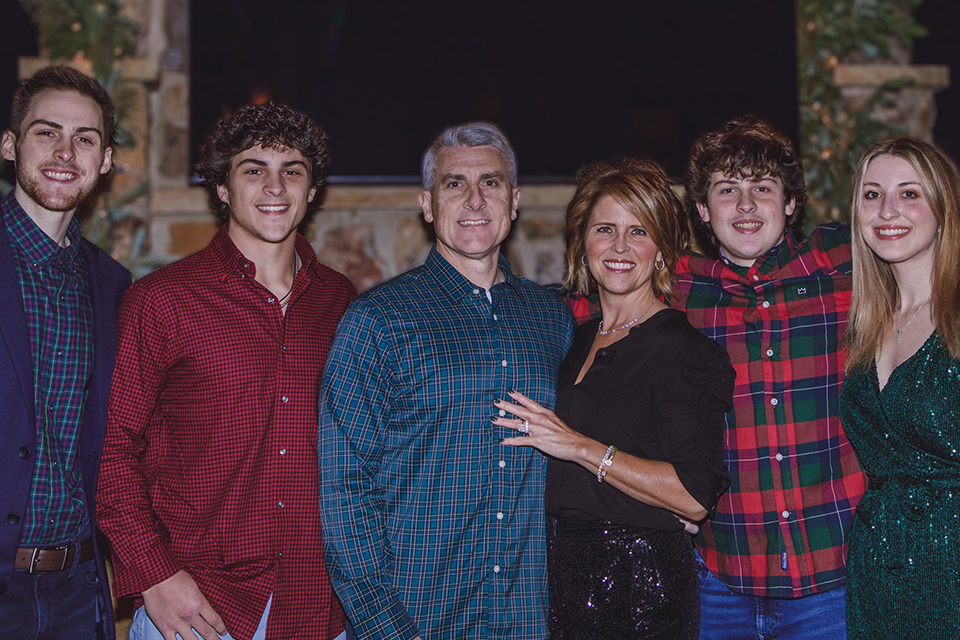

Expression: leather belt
xmin=14 ymin=537 xmax=95 ymax=573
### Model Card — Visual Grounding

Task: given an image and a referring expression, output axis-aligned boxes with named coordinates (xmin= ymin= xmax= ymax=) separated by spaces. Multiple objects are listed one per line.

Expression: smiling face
xmin=0 ymin=89 xmax=113 ymax=217
xmin=697 ymin=172 xmax=796 ymax=267
xmin=858 ymin=154 xmax=939 ymax=271
xmin=217 ymin=144 xmax=316 ymax=254
xmin=584 ymin=195 xmax=662 ymax=302
xmin=419 ymin=145 xmax=519 ymax=276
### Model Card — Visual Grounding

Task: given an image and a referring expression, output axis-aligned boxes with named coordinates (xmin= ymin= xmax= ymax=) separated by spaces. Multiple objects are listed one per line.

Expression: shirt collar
xmin=207 ymin=224 xmax=322 ymax=283
xmin=423 ymin=245 xmax=521 ymax=303
xmin=2 ymin=190 xmax=83 ymax=271
xmin=718 ymin=230 xmax=800 ymax=277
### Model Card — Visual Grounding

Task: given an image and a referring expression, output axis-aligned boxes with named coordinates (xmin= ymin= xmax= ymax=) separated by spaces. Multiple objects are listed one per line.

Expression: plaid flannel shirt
xmin=671 ymin=224 xmax=867 ymax=598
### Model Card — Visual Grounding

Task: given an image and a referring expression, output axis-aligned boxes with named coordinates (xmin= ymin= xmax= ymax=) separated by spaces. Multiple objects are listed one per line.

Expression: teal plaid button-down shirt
xmin=319 ymin=247 xmax=574 ymax=640
xmin=2 ymin=192 xmax=94 ymax=546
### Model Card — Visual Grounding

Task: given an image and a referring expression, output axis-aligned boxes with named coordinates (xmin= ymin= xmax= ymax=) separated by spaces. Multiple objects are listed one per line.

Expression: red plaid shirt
xmin=671 ymin=224 xmax=867 ymax=598
xmin=97 ymin=228 xmax=355 ymax=639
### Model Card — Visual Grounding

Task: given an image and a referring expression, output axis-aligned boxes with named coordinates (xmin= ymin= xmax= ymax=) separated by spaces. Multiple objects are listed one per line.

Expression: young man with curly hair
xmin=673 ymin=118 xmax=867 ymax=639
xmin=97 ymin=103 xmax=355 ymax=640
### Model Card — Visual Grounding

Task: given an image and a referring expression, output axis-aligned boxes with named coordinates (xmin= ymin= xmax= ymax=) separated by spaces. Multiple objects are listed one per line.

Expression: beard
xmin=15 ymin=160 xmax=100 ymax=213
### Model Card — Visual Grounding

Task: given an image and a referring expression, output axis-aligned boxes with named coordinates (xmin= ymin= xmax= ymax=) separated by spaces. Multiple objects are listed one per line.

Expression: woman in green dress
xmin=840 ymin=137 xmax=960 ymax=639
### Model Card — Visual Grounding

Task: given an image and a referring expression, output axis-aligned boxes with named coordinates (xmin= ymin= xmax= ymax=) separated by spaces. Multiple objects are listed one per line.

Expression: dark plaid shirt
xmin=98 ymin=228 xmax=355 ymax=640
xmin=320 ymin=247 xmax=575 ymax=640
xmin=2 ymin=192 xmax=94 ymax=546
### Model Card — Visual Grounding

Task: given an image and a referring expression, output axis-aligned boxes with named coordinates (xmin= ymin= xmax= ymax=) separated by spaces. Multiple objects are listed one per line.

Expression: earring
xmin=581 ymin=255 xmax=588 ymax=267
xmin=655 ymin=257 xmax=665 ymax=271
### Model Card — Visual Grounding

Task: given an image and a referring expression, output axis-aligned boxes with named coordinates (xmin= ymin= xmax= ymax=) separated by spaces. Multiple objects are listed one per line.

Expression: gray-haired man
xmin=319 ymin=122 xmax=574 ymax=640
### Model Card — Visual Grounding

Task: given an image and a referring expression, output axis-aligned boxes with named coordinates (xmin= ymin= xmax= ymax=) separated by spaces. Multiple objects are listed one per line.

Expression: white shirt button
xmin=472 ymin=288 xmax=480 ymax=295
xmin=278 ymin=501 xmax=285 ymax=508
xmin=493 ymin=565 xmax=501 ymax=573
xmin=775 ymin=453 xmax=783 ymax=461
xmin=497 ymin=512 xmax=504 ymax=520
xmin=766 ymin=349 xmax=774 ymax=357
xmin=493 ymin=314 xmax=498 ymax=320
xmin=498 ymin=409 xmax=506 ymax=417
xmin=279 ymin=448 xmax=287 ymax=456
xmin=770 ymin=398 xmax=779 ymax=406
xmin=752 ymin=275 xmax=760 ymax=281
xmin=268 ymin=297 xmax=276 ymax=304
xmin=498 ymin=460 xmax=506 ymax=468
xmin=281 ymin=396 xmax=290 ymax=403
xmin=501 ymin=360 xmax=508 ymax=367
xmin=781 ymin=510 xmax=790 ymax=519
xmin=762 ymin=301 xmax=770 ymax=309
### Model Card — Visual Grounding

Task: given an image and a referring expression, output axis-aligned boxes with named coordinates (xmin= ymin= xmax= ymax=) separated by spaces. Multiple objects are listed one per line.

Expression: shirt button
xmin=56 ymin=350 xmax=64 ymax=356
xmin=496 ymin=512 xmax=504 ymax=520
xmin=472 ymin=288 xmax=480 ymax=295
xmin=501 ymin=360 xmax=508 ymax=367
xmin=493 ymin=565 xmax=501 ymax=573
xmin=498 ymin=460 xmax=506 ymax=468
xmin=18 ymin=447 xmax=31 ymax=459
xmin=281 ymin=396 xmax=290 ymax=403
xmin=278 ymin=552 xmax=283 ymax=558
xmin=770 ymin=398 xmax=779 ymax=406
xmin=766 ymin=349 xmax=774 ymax=357
xmin=268 ymin=297 xmax=276 ymax=304
xmin=493 ymin=314 xmax=498 ymax=320
xmin=48 ymin=405 xmax=54 ymax=412
xmin=762 ymin=301 xmax=770 ymax=309
xmin=498 ymin=409 xmax=506 ymax=417
xmin=781 ymin=510 xmax=790 ymax=519
xmin=277 ymin=501 xmax=285 ymax=508
xmin=752 ymin=275 xmax=760 ymax=281
xmin=775 ymin=453 xmax=783 ymax=461
xmin=279 ymin=448 xmax=287 ymax=456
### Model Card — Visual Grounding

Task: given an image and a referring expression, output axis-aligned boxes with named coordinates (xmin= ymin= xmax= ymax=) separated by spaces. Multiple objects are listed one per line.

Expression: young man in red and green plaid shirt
xmin=677 ymin=118 xmax=866 ymax=638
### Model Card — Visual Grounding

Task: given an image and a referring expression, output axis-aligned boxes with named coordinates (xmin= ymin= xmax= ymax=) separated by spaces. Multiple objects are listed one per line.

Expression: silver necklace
xmin=895 ymin=298 xmax=930 ymax=343
xmin=597 ymin=298 xmax=657 ymax=336
xmin=278 ymin=252 xmax=301 ymax=309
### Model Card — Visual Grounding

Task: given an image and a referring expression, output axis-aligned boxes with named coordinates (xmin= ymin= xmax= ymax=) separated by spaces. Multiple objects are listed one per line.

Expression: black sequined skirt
xmin=547 ymin=516 xmax=699 ymax=639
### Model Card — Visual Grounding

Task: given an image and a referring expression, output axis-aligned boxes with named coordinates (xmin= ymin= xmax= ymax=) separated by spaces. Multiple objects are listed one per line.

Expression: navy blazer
xmin=0 ymin=209 xmax=130 ymax=638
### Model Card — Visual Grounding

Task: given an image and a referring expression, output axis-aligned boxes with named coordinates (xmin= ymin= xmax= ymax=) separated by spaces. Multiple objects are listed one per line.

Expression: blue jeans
xmin=131 ymin=597 xmax=349 ymax=640
xmin=0 ymin=557 xmax=100 ymax=640
xmin=697 ymin=552 xmax=847 ymax=639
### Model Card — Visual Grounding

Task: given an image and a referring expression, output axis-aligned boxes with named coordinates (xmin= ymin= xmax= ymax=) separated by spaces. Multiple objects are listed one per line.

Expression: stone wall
xmin=151 ymin=183 xmax=576 ymax=292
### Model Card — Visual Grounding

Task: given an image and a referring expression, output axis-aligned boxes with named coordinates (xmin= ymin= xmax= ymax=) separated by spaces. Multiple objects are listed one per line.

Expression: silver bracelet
xmin=596 ymin=445 xmax=617 ymax=483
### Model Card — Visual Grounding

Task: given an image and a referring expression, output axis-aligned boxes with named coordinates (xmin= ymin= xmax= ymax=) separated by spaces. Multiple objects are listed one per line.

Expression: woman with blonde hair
xmin=494 ymin=159 xmax=733 ymax=638
xmin=840 ymin=137 xmax=960 ymax=639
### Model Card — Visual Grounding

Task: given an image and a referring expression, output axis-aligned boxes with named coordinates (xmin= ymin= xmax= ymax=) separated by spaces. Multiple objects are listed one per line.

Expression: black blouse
xmin=545 ymin=308 xmax=734 ymax=532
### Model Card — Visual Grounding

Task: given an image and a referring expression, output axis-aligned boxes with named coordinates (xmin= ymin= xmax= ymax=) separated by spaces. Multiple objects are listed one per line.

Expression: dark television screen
xmin=191 ymin=1 xmax=799 ymax=181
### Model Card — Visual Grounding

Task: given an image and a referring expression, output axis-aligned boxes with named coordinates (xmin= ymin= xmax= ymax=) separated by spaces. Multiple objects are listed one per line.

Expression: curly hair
xmin=199 ymin=102 xmax=330 ymax=224
xmin=10 ymin=65 xmax=116 ymax=149
xmin=564 ymin=158 xmax=690 ymax=298
xmin=684 ymin=117 xmax=806 ymax=251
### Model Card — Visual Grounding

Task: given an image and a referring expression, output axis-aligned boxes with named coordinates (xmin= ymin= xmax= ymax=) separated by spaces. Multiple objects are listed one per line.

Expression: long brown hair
xmin=846 ymin=137 xmax=960 ymax=371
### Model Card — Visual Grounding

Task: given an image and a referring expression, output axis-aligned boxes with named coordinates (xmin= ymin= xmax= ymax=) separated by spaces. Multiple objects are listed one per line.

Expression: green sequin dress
xmin=839 ymin=333 xmax=960 ymax=639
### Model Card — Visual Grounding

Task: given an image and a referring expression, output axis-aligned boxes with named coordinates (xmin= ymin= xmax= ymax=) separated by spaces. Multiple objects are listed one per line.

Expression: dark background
xmin=2 ymin=0 xmax=958 ymax=182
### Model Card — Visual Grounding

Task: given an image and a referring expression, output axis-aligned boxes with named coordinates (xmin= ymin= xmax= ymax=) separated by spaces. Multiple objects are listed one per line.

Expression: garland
xmin=796 ymin=0 xmax=927 ymax=225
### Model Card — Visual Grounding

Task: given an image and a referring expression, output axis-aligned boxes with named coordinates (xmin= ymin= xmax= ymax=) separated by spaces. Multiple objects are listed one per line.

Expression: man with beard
xmin=0 ymin=66 xmax=130 ymax=639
